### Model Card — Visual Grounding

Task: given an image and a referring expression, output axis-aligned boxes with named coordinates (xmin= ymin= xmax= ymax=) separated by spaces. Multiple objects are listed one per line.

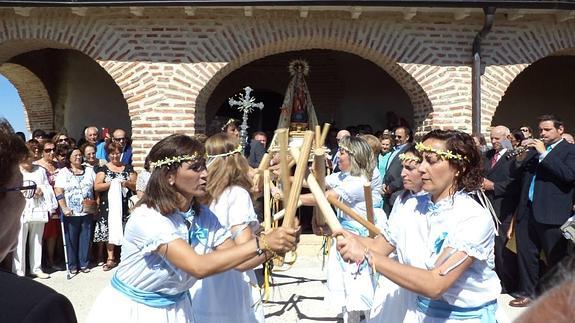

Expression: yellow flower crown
xmin=150 ymin=152 xmax=204 ymax=170
xmin=206 ymin=145 xmax=243 ymax=159
xmin=399 ymin=153 xmax=421 ymax=163
xmin=415 ymin=142 xmax=467 ymax=161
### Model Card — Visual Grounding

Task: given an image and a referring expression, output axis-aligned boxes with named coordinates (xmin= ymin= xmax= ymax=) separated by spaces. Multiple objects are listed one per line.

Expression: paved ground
xmin=36 ymin=235 xmax=526 ymax=323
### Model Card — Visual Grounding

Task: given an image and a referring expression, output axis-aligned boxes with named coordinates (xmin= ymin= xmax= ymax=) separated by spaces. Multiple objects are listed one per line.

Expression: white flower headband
xmin=150 ymin=152 xmax=204 ymax=171
xmin=399 ymin=153 xmax=421 ymax=163
xmin=206 ymin=145 xmax=243 ymax=159
xmin=415 ymin=142 xmax=467 ymax=161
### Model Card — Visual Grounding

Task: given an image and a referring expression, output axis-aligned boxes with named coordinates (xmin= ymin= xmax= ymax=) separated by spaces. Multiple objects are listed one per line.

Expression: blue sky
xmin=0 ymin=75 xmax=28 ymax=138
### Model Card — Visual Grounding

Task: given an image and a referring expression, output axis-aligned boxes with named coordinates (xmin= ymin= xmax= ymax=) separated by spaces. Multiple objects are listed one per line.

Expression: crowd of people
xmin=0 ymin=113 xmax=574 ymax=323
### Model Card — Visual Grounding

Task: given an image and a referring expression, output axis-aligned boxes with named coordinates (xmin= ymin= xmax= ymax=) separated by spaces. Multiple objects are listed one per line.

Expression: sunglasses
xmin=520 ymin=128 xmax=529 ymax=132
xmin=0 ymin=180 xmax=37 ymax=199
xmin=44 ymin=148 xmax=55 ymax=153
xmin=113 ymin=137 xmax=126 ymax=142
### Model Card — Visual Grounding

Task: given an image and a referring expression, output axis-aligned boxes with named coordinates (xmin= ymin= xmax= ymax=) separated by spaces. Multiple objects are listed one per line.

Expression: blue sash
xmin=416 ymin=296 xmax=497 ymax=323
xmin=111 ymin=274 xmax=190 ymax=308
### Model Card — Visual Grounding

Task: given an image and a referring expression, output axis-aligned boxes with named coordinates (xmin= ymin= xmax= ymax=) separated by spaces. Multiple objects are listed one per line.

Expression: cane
xmin=59 ymin=210 xmax=72 ymax=280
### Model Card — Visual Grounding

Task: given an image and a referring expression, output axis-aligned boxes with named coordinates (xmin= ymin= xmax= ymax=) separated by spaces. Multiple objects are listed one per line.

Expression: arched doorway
xmin=0 ymin=74 xmax=27 ymax=136
xmin=491 ymin=56 xmax=575 ymax=133
xmin=205 ymin=49 xmax=414 ymax=135
xmin=1 ymin=48 xmax=131 ymax=139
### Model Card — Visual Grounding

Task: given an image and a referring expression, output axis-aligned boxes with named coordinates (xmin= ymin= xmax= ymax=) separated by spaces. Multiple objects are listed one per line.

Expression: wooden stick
xmin=252 ymin=153 xmax=272 ymax=192
xmin=276 ymin=129 xmax=291 ymax=203
xmin=363 ymin=183 xmax=376 ymax=237
xmin=319 ymin=123 xmax=331 ymax=147
xmin=313 ymin=147 xmax=327 ymax=226
xmin=272 ymin=200 xmax=303 ymax=221
xmin=263 ymin=170 xmax=272 ymax=231
xmin=307 ymin=174 xmax=342 ymax=232
xmin=282 ymin=131 xmax=314 ymax=228
xmin=315 ymin=125 xmax=321 ymax=149
xmin=327 ymin=195 xmax=381 ymax=236
xmin=289 ymin=146 xmax=300 ymax=162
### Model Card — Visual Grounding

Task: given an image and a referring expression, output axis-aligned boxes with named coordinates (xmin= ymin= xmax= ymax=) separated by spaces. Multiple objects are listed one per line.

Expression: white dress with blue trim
xmin=190 ymin=186 xmax=264 ymax=323
xmin=86 ymin=204 xmax=230 ymax=323
xmin=382 ymin=191 xmax=502 ymax=323
xmin=324 ymin=169 xmax=384 ymax=313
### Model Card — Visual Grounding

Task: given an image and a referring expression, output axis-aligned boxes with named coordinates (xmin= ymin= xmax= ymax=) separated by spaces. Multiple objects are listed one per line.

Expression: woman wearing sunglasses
xmin=0 ymin=119 xmax=77 ymax=322
xmin=335 ymin=130 xmax=502 ymax=323
xmin=86 ymin=134 xmax=298 ymax=323
xmin=13 ymin=142 xmax=58 ymax=279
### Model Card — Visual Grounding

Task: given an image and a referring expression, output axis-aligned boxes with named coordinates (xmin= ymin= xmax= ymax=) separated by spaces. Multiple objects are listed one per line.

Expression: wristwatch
xmin=255 ymin=237 xmax=264 ymax=256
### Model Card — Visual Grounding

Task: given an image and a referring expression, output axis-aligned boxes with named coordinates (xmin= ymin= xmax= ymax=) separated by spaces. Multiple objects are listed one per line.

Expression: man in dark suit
xmin=482 ymin=125 xmax=520 ymax=295
xmin=382 ymin=126 xmax=412 ymax=215
xmin=510 ymin=114 xmax=575 ymax=307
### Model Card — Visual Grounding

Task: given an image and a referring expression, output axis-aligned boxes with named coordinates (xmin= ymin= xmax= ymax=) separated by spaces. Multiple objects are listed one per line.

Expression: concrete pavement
xmin=35 ymin=234 xmax=526 ymax=322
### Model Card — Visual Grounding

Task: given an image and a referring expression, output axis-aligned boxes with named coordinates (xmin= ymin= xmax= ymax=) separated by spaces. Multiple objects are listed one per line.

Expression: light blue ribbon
xmin=111 ymin=274 xmax=189 ymax=308
xmin=434 ymin=232 xmax=448 ymax=254
xmin=416 ymin=296 xmax=497 ymax=323
xmin=189 ymin=223 xmax=209 ymax=246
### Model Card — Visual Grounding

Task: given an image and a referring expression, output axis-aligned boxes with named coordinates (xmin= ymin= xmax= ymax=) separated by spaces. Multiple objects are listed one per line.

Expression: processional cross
xmin=228 ymin=86 xmax=264 ymax=149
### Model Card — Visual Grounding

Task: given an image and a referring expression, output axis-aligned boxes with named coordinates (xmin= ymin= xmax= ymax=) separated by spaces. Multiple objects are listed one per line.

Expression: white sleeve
xmin=443 ymin=208 xmax=496 ymax=265
xmin=54 ymin=169 xmax=68 ymax=189
xmin=127 ymin=208 xmax=183 ymax=255
xmin=226 ymin=186 xmax=258 ymax=227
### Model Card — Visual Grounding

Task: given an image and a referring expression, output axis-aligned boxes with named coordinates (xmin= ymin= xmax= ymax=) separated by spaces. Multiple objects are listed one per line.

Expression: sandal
xmin=102 ymin=259 xmax=117 ymax=272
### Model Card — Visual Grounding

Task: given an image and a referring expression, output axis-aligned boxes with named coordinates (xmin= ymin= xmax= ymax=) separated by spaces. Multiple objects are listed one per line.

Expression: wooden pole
xmin=282 ymin=131 xmax=314 ymax=228
xmin=326 ymin=195 xmax=381 ymax=236
xmin=276 ymin=129 xmax=291 ymax=203
xmin=315 ymin=125 xmax=321 ymax=149
xmin=319 ymin=123 xmax=331 ymax=147
xmin=252 ymin=153 xmax=272 ymax=192
xmin=307 ymin=174 xmax=342 ymax=232
xmin=263 ymin=170 xmax=272 ymax=231
xmin=313 ymin=147 xmax=327 ymax=226
xmin=363 ymin=183 xmax=376 ymax=237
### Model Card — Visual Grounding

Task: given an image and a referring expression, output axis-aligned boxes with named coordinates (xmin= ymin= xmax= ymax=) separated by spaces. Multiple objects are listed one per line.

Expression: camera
xmin=560 ymin=216 xmax=575 ymax=243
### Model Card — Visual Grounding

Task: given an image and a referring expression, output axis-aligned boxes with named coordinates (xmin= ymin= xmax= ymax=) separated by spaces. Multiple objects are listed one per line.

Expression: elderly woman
xmin=290 ymin=136 xmax=383 ymax=323
xmin=336 ymin=130 xmax=502 ymax=323
xmin=34 ymin=139 xmax=63 ymax=271
xmin=55 ymin=148 xmax=97 ymax=275
xmin=93 ymin=142 xmax=137 ymax=271
xmin=0 ymin=119 xmax=77 ymax=322
xmin=81 ymin=142 xmax=101 ymax=169
xmin=86 ymin=134 xmax=298 ymax=323
xmin=13 ymin=142 xmax=57 ymax=279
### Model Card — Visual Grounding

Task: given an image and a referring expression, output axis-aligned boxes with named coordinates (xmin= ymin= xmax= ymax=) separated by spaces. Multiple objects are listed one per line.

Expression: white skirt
xmin=86 ymin=285 xmax=193 ymax=323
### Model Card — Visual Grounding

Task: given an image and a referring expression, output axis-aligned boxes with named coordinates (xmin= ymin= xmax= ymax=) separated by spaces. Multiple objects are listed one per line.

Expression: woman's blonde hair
xmin=338 ymin=136 xmax=375 ymax=181
xmin=204 ymin=133 xmax=252 ymax=205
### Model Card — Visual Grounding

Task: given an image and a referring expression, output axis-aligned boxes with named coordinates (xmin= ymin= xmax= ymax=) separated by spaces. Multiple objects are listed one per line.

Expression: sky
xmin=0 ymin=75 xmax=28 ymax=139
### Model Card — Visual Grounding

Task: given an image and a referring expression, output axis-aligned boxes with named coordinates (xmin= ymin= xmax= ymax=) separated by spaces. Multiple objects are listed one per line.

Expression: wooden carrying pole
xmin=263 ymin=170 xmax=272 ymax=231
xmin=276 ymin=129 xmax=291 ymax=203
xmin=252 ymin=153 xmax=272 ymax=192
xmin=313 ymin=147 xmax=327 ymax=226
xmin=282 ymin=131 xmax=314 ymax=228
xmin=319 ymin=123 xmax=331 ymax=147
xmin=326 ymin=195 xmax=381 ymax=236
xmin=363 ymin=183 xmax=376 ymax=237
xmin=307 ymin=174 xmax=342 ymax=232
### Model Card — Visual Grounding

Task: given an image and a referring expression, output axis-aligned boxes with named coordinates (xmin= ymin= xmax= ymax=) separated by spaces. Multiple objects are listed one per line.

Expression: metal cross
xmin=228 ymin=86 xmax=264 ymax=149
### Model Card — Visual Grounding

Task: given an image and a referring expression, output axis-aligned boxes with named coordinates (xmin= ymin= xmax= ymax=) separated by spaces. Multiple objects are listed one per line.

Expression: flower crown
xmin=399 ymin=153 xmax=421 ymax=163
xmin=150 ymin=152 xmax=204 ymax=170
xmin=415 ymin=142 xmax=467 ymax=161
xmin=206 ymin=144 xmax=243 ymax=159
xmin=221 ymin=118 xmax=239 ymax=132
xmin=338 ymin=144 xmax=354 ymax=155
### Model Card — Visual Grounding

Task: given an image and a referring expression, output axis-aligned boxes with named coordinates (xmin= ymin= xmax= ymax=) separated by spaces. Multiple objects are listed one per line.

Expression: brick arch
xmin=187 ymin=19 xmax=438 ymax=135
xmin=0 ymin=62 xmax=52 ymax=132
xmin=481 ymin=21 xmax=575 ymax=130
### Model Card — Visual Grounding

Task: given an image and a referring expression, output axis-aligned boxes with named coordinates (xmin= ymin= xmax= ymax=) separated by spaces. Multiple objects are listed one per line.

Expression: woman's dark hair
xmin=402 ymin=142 xmax=422 ymax=161
xmin=137 ymin=134 xmax=205 ymax=216
xmin=421 ymin=129 xmax=482 ymax=193
xmin=105 ymin=141 xmax=123 ymax=155
xmin=0 ymin=119 xmax=29 ymax=198
xmin=80 ymin=142 xmax=96 ymax=155
xmin=512 ymin=130 xmax=525 ymax=143
xmin=63 ymin=148 xmax=82 ymax=169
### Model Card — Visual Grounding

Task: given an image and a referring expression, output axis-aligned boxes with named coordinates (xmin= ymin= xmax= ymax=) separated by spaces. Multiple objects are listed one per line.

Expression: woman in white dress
xmin=191 ymin=133 xmax=271 ymax=322
xmin=336 ymin=129 xmax=501 ymax=323
xmin=370 ymin=143 xmax=423 ymax=322
xmin=293 ymin=136 xmax=383 ymax=323
xmin=86 ymin=134 xmax=299 ymax=323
